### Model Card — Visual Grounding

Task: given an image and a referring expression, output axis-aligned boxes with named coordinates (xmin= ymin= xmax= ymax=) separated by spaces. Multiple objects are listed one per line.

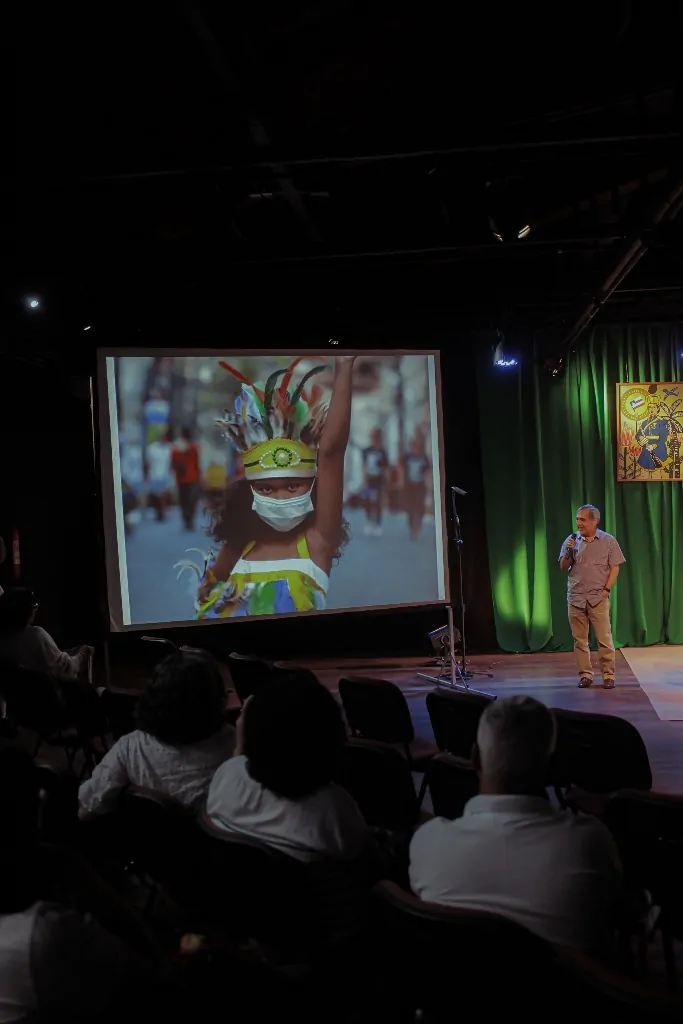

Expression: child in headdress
xmin=177 ymin=355 xmax=355 ymax=618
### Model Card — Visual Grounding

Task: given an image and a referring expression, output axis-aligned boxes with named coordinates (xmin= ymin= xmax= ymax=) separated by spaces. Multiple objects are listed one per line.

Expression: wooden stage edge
xmin=289 ymin=651 xmax=683 ymax=797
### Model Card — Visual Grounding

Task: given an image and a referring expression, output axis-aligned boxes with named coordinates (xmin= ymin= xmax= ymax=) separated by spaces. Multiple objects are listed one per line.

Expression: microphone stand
xmin=450 ymin=487 xmax=494 ymax=682
xmin=416 ymin=488 xmax=494 ymax=697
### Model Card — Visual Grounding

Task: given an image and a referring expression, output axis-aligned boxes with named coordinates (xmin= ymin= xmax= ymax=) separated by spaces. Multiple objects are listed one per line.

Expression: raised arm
xmin=309 ymin=356 xmax=356 ymax=556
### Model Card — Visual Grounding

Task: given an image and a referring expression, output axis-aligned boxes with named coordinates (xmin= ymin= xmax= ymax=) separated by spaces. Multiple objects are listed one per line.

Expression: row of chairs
xmin=77 ymin=785 xmax=682 ymax=1017
xmin=227 ymin=655 xmax=653 ymax=798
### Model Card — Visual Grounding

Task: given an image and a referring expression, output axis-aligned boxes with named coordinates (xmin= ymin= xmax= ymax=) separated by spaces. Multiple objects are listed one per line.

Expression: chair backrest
xmin=197 ymin=818 xmax=318 ymax=950
xmin=556 ymin=947 xmax=683 ymax=1017
xmin=227 ymin=653 xmax=273 ymax=704
xmin=34 ymin=762 xmax=79 ymax=844
xmin=550 ymin=708 xmax=652 ymax=794
xmin=99 ymin=688 xmax=138 ymax=740
xmin=427 ymin=753 xmax=479 ymax=820
xmin=0 ymin=664 xmax=68 ymax=733
xmin=338 ymin=675 xmax=414 ymax=744
xmin=336 ymin=738 xmax=418 ymax=833
xmin=372 ymin=880 xmax=557 ymax=1015
xmin=604 ymin=790 xmax=683 ymax=907
xmin=425 ymin=689 xmax=493 ymax=759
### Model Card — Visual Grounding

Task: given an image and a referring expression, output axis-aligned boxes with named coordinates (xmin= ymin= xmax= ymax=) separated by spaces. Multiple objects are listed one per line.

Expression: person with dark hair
xmin=176 ymin=356 xmax=354 ymax=619
xmin=0 ymin=587 xmax=92 ymax=683
xmin=0 ymin=742 xmax=158 ymax=1021
xmin=171 ymin=426 xmax=202 ymax=531
xmin=79 ymin=651 xmax=235 ymax=818
xmin=205 ymin=675 xmax=368 ymax=862
xmin=361 ymin=426 xmax=389 ymax=536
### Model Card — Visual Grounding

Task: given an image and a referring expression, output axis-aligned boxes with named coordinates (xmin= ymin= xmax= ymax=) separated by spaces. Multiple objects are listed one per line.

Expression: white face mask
xmin=251 ymin=486 xmax=314 ymax=532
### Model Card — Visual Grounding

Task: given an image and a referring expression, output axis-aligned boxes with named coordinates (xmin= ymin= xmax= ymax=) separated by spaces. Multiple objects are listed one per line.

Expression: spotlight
xmin=84 ymin=325 xmax=91 ymax=331
xmin=25 ymin=296 xmax=41 ymax=310
xmin=493 ymin=333 xmax=518 ymax=369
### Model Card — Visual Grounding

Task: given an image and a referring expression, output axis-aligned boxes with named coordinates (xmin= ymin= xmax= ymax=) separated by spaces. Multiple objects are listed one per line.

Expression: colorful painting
xmin=617 ymin=382 xmax=683 ymax=482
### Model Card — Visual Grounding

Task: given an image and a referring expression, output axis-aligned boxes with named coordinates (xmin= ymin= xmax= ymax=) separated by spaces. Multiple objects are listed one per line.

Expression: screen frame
xmin=96 ymin=347 xmax=450 ymax=632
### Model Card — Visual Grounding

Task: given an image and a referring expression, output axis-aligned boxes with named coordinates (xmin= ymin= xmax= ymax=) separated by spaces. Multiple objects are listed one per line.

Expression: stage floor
xmin=300 ymin=650 xmax=683 ymax=795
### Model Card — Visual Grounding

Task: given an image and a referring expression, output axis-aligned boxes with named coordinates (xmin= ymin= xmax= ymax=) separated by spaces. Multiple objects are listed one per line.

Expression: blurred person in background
xmin=171 ymin=426 xmax=201 ymax=531
xmin=181 ymin=356 xmax=354 ymax=619
xmin=145 ymin=429 xmax=173 ymax=522
xmin=79 ymin=651 xmax=235 ymax=818
xmin=400 ymin=433 xmax=432 ymax=539
xmin=361 ymin=427 xmax=389 ymax=537
xmin=203 ymin=460 xmax=227 ymax=512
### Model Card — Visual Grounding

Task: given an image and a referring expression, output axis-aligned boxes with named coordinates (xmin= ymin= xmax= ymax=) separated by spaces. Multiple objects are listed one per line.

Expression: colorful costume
xmin=175 ymin=357 xmax=330 ymax=619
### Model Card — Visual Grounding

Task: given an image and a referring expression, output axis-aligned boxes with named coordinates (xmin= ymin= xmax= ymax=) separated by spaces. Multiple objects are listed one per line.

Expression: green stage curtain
xmin=478 ymin=324 xmax=682 ymax=652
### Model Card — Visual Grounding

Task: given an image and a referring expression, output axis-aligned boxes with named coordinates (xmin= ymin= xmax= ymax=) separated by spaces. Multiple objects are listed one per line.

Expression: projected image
xmin=101 ymin=351 xmax=447 ymax=628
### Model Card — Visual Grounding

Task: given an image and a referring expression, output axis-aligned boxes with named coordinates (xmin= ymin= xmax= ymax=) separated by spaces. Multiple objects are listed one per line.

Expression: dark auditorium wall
xmin=0 ymin=323 xmax=497 ymax=661
xmin=477 ymin=323 xmax=683 ymax=653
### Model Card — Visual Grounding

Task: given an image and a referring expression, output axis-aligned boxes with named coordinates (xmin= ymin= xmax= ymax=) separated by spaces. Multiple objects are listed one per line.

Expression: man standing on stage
xmin=559 ymin=505 xmax=625 ymax=689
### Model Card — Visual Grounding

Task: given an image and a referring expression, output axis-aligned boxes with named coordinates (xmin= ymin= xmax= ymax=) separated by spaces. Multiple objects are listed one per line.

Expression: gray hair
xmin=577 ymin=504 xmax=600 ymax=520
xmin=476 ymin=696 xmax=557 ymax=791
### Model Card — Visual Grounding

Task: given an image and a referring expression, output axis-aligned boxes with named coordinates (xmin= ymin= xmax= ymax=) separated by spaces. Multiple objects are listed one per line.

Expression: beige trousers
xmin=568 ymin=599 xmax=616 ymax=680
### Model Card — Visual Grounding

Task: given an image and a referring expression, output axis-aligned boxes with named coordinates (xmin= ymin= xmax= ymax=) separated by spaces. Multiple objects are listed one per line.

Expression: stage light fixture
xmin=493 ymin=334 xmax=518 ymax=368
xmin=25 ymin=296 xmax=41 ymax=310
xmin=84 ymin=325 xmax=91 ymax=331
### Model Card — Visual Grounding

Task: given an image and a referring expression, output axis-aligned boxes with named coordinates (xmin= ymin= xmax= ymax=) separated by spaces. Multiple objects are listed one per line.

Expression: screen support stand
xmin=417 ymin=605 xmax=495 ymax=698
xmin=103 ymin=641 xmax=111 ymax=689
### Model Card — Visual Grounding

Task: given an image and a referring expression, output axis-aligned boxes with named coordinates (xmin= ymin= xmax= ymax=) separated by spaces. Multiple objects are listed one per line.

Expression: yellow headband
xmin=242 ymin=438 xmax=318 ymax=481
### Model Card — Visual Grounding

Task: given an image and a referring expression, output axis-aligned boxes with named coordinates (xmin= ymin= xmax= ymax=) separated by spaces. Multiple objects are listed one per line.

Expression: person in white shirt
xmin=205 ymin=674 xmax=369 ymax=863
xmin=409 ymin=695 xmax=622 ymax=955
xmin=79 ymin=651 xmax=235 ymax=818
xmin=0 ymin=588 xmax=91 ymax=683
xmin=0 ymin=743 xmax=157 ymax=1023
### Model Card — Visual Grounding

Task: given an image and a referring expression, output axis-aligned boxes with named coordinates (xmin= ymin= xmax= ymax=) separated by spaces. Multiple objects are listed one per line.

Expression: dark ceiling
xmin=9 ymin=1 xmax=683 ymax=370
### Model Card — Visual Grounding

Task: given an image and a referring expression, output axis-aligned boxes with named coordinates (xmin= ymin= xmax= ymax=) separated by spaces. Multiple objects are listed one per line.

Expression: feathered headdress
xmin=216 ymin=357 xmax=331 ymax=481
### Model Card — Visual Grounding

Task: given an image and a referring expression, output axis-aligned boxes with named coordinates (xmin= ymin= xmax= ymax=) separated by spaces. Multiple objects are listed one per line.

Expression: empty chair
xmin=337 ymin=739 xmax=419 ymax=834
xmin=338 ymin=676 xmax=437 ymax=770
xmin=227 ymin=652 xmax=274 ymax=704
xmin=550 ymin=708 xmax=652 ymax=799
xmin=426 ymin=689 xmax=494 ymax=760
xmin=426 ymin=753 xmax=479 ymax=820
xmin=372 ymin=880 xmax=557 ymax=1019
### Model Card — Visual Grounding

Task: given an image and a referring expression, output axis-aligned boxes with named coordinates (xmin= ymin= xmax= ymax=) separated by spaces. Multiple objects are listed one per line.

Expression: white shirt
xmin=0 ymin=902 xmax=140 ymax=1023
xmin=0 ymin=626 xmax=81 ymax=682
xmin=409 ymin=795 xmax=621 ymax=952
xmin=205 ymin=755 xmax=369 ymax=863
xmin=79 ymin=725 xmax=236 ymax=816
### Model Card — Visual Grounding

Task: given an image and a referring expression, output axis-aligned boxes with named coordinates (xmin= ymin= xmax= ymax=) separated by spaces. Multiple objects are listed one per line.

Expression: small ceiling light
xmin=25 ymin=297 xmax=40 ymax=310
xmin=84 ymin=325 xmax=91 ymax=331
xmin=517 ymin=224 xmax=531 ymax=239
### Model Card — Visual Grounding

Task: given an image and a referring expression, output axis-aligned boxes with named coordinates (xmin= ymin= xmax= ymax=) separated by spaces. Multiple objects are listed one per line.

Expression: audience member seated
xmin=79 ymin=651 xmax=236 ymax=818
xmin=409 ymin=695 xmax=622 ymax=956
xmin=0 ymin=587 xmax=92 ymax=683
xmin=0 ymin=742 xmax=157 ymax=1022
xmin=205 ymin=675 xmax=370 ymax=864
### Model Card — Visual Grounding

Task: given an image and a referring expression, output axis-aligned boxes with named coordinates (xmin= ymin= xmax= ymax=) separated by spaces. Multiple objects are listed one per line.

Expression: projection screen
xmin=97 ymin=349 xmax=449 ymax=631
